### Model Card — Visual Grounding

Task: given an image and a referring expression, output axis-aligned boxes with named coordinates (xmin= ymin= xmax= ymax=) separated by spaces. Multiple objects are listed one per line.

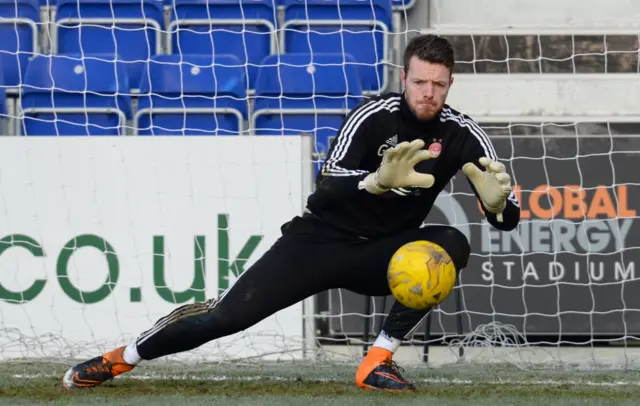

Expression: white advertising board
xmin=0 ymin=136 xmax=310 ymax=361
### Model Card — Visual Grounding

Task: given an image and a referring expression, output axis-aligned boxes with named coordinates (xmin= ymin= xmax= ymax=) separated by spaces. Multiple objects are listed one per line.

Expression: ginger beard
xmin=401 ymin=56 xmax=453 ymax=121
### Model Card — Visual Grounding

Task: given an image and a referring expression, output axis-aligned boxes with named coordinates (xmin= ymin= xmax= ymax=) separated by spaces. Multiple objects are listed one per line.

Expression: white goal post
xmin=1 ymin=0 xmax=640 ymax=371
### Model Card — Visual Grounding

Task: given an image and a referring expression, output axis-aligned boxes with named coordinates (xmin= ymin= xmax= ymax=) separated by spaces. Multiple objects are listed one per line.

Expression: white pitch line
xmin=9 ymin=373 xmax=640 ymax=387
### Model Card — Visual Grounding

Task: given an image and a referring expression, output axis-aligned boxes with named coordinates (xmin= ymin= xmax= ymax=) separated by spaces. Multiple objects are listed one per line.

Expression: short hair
xmin=403 ymin=34 xmax=455 ymax=74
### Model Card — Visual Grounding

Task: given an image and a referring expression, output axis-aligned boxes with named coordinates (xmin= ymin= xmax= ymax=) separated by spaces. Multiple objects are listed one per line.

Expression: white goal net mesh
xmin=0 ymin=0 xmax=640 ymax=373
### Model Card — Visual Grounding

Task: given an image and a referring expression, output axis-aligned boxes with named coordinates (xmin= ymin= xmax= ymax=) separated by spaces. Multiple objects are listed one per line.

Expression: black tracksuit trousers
xmin=135 ymin=213 xmax=471 ymax=360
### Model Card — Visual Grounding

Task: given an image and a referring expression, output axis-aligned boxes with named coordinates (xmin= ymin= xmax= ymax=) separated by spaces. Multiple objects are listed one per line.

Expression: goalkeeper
xmin=63 ymin=34 xmax=520 ymax=392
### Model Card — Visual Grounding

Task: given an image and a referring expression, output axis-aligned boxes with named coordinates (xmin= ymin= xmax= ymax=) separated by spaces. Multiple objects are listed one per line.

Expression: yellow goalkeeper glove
xmin=359 ymin=139 xmax=436 ymax=195
xmin=462 ymin=157 xmax=513 ymax=222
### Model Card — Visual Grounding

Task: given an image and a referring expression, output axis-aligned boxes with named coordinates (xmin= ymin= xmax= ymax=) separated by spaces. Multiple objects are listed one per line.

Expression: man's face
xmin=401 ymin=56 xmax=453 ymax=121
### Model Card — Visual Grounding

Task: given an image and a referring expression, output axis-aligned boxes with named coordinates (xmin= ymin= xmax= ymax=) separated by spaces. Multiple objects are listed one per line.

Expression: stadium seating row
xmin=29 ymin=0 xmax=415 ymax=9
xmin=15 ymin=52 xmax=362 ymax=144
xmin=0 ymin=0 xmax=411 ymax=93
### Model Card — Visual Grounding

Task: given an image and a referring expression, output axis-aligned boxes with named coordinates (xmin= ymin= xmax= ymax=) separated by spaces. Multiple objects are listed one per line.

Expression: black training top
xmin=305 ymin=92 xmax=521 ymax=238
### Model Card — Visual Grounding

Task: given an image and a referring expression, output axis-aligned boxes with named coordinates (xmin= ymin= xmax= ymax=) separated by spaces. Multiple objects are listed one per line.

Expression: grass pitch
xmin=1 ymin=361 xmax=639 ymax=405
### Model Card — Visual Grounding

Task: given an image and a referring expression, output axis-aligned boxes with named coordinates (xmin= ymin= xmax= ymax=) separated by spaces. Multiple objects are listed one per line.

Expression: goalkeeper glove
xmin=359 ymin=139 xmax=435 ymax=195
xmin=462 ymin=157 xmax=512 ymax=222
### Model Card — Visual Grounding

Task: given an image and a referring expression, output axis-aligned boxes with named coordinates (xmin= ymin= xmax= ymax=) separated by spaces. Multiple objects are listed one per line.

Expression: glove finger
xmin=478 ymin=157 xmax=505 ymax=174
xmin=494 ymin=172 xmax=510 ymax=183
xmin=406 ymin=139 xmax=426 ymax=156
xmin=407 ymin=172 xmax=435 ymax=189
xmin=408 ymin=149 xmax=434 ymax=166
xmin=462 ymin=162 xmax=484 ymax=182
xmin=383 ymin=146 xmax=397 ymax=163
xmin=478 ymin=157 xmax=492 ymax=168
xmin=392 ymin=142 xmax=412 ymax=160
xmin=488 ymin=161 xmax=506 ymax=173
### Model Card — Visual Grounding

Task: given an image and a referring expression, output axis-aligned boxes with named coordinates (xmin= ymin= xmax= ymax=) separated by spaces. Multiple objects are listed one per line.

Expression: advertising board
xmin=0 ymin=137 xmax=308 ymax=360
xmin=328 ymin=136 xmax=640 ymax=337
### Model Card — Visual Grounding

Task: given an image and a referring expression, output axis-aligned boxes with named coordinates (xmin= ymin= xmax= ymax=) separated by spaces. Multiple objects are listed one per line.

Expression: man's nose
xmin=424 ymin=83 xmax=435 ymax=99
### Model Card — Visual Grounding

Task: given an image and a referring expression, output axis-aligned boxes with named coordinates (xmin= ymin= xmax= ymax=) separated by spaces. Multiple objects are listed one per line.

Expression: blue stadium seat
xmin=54 ymin=0 xmax=164 ymax=88
xmin=392 ymin=0 xmax=415 ymax=10
xmin=252 ymin=53 xmax=363 ymax=171
xmin=0 ymin=0 xmax=39 ymax=87
xmin=135 ymin=54 xmax=248 ymax=136
xmin=20 ymin=54 xmax=132 ymax=136
xmin=168 ymin=0 xmax=277 ymax=91
xmin=280 ymin=0 xmax=392 ymax=94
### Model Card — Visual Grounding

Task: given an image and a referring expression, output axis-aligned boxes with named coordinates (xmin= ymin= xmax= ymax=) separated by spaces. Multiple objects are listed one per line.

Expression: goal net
xmin=1 ymin=0 xmax=640 ymax=375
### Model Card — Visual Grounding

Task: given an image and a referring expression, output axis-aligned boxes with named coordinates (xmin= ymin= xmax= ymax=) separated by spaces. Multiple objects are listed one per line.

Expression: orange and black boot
xmin=355 ymin=347 xmax=416 ymax=391
xmin=62 ymin=346 xmax=135 ymax=389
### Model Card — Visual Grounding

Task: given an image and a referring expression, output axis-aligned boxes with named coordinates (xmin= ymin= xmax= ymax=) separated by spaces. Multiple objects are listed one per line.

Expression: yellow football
xmin=387 ymin=240 xmax=457 ymax=310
